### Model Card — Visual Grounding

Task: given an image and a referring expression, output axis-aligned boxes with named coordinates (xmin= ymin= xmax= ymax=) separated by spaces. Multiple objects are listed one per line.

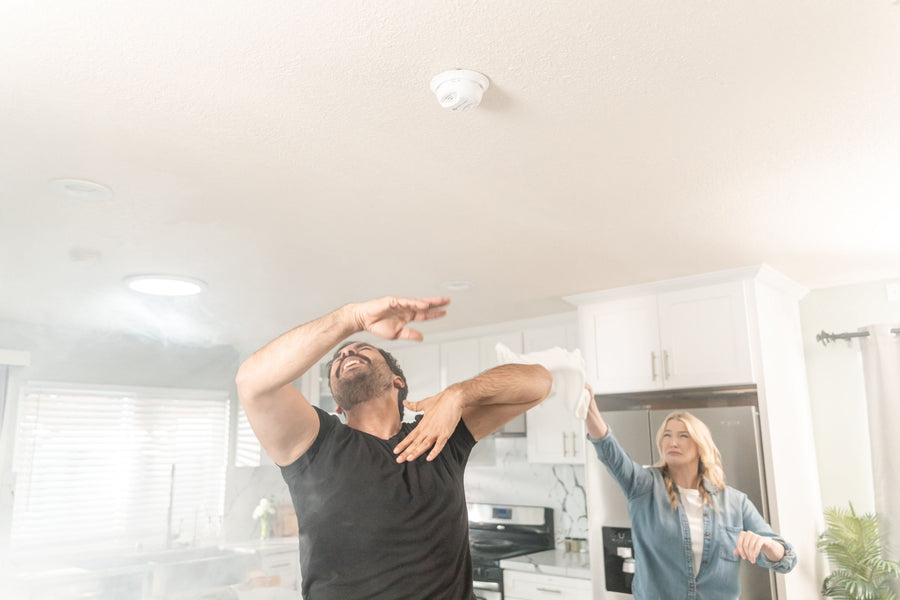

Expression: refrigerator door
xmin=586 ymin=411 xmax=652 ymax=599
xmin=650 ymin=406 xmax=774 ymax=600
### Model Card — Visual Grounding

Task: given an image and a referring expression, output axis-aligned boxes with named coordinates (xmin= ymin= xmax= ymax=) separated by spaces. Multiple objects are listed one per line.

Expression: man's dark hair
xmin=326 ymin=341 xmax=407 ymax=417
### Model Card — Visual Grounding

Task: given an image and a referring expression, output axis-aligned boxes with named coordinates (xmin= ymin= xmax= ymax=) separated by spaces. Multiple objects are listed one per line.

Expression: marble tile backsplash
xmin=465 ymin=436 xmax=589 ymax=547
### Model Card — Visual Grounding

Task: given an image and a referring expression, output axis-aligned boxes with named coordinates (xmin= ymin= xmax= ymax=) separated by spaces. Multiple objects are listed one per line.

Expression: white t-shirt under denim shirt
xmin=680 ymin=488 xmax=704 ymax=577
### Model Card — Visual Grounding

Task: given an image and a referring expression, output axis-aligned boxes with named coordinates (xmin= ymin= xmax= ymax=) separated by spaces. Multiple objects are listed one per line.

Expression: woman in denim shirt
xmin=584 ymin=391 xmax=796 ymax=600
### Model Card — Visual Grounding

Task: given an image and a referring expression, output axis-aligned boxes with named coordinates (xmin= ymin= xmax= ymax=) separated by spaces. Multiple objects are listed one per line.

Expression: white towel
xmin=495 ymin=343 xmax=592 ymax=420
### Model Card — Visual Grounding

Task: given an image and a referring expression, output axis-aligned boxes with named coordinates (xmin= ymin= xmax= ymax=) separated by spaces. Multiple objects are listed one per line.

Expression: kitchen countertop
xmin=500 ymin=548 xmax=592 ymax=580
xmin=224 ymin=537 xmax=299 ymax=553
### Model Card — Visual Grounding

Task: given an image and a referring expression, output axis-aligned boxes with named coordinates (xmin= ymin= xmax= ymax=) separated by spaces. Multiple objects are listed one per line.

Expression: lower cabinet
xmin=258 ymin=547 xmax=301 ymax=592
xmin=503 ymin=570 xmax=592 ymax=600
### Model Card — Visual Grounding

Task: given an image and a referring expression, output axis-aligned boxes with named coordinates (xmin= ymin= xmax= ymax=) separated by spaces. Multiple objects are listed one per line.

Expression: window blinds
xmin=11 ymin=383 xmax=229 ymax=556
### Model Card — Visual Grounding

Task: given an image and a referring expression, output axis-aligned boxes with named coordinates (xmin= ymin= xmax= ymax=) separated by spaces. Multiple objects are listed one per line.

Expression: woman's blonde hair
xmin=653 ymin=411 xmax=726 ymax=510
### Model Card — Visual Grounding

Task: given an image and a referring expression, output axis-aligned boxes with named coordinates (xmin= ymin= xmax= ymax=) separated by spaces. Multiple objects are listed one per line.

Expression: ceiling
xmin=2 ymin=1 xmax=899 ymax=353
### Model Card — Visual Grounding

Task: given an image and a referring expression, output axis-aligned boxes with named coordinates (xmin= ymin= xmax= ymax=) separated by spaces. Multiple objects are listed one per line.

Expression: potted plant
xmin=819 ymin=503 xmax=900 ymax=600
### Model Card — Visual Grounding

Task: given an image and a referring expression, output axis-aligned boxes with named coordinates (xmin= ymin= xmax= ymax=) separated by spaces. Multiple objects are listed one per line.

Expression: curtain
xmin=859 ymin=324 xmax=900 ymax=564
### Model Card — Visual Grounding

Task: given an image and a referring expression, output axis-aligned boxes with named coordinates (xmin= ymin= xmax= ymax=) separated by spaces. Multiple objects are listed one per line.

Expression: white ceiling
xmin=2 ymin=1 xmax=899 ymax=352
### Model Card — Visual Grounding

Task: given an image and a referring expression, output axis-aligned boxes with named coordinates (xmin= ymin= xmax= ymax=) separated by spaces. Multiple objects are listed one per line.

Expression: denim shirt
xmin=588 ymin=429 xmax=796 ymax=600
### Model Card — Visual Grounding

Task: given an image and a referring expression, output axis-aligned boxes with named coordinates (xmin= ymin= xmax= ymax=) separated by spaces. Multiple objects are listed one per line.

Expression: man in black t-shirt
xmin=236 ymin=296 xmax=552 ymax=600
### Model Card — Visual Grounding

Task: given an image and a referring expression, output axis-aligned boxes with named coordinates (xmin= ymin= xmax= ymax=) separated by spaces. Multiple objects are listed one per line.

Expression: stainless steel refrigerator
xmin=585 ymin=386 xmax=775 ymax=599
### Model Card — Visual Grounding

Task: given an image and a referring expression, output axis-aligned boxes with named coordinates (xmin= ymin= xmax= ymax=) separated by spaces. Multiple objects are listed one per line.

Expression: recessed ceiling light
xmin=441 ymin=280 xmax=474 ymax=292
xmin=48 ymin=178 xmax=114 ymax=201
xmin=125 ymin=275 xmax=206 ymax=296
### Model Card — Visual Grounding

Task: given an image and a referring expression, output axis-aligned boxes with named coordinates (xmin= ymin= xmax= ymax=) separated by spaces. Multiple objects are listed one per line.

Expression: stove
xmin=468 ymin=503 xmax=555 ymax=600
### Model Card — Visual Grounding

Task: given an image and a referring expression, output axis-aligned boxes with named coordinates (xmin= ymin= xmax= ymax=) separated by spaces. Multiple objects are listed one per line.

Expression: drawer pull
xmin=536 ymin=587 xmax=562 ymax=594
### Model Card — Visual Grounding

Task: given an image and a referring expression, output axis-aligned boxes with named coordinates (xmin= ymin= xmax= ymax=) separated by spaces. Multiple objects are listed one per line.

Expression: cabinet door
xmin=580 ymin=296 xmax=661 ymax=393
xmin=260 ymin=549 xmax=301 ymax=591
xmin=656 ymin=282 xmax=754 ymax=389
xmin=440 ymin=338 xmax=481 ymax=388
xmin=479 ymin=332 xmax=526 ymax=435
xmin=524 ymin=325 xmax=585 ymax=464
xmin=503 ymin=570 xmax=592 ymax=600
xmin=479 ymin=331 xmax=523 ymax=370
xmin=389 ymin=344 xmax=441 ymax=405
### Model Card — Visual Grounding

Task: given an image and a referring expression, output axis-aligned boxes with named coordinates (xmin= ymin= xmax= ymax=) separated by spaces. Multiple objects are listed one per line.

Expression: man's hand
xmin=351 ymin=296 xmax=449 ymax=341
xmin=733 ymin=530 xmax=785 ymax=563
xmin=392 ymin=387 xmax=466 ymax=463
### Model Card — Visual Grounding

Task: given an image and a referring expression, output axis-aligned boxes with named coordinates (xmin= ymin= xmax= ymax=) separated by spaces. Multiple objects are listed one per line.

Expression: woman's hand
xmin=392 ymin=386 xmax=466 ymax=463
xmin=583 ymin=383 xmax=608 ymax=439
xmin=733 ymin=530 xmax=785 ymax=563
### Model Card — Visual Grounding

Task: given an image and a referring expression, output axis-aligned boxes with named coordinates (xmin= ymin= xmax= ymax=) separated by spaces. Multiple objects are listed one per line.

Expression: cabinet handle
xmin=663 ymin=350 xmax=671 ymax=380
xmin=562 ymin=432 xmax=568 ymax=457
xmin=537 ymin=588 xmax=562 ymax=594
xmin=650 ymin=351 xmax=658 ymax=381
xmin=571 ymin=432 xmax=577 ymax=456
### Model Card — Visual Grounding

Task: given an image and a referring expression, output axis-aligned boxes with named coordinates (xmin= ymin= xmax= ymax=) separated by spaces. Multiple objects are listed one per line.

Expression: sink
xmin=65 ymin=546 xmax=260 ymax=598
xmin=70 ymin=545 xmax=233 ymax=570
xmin=147 ymin=550 xmax=258 ymax=597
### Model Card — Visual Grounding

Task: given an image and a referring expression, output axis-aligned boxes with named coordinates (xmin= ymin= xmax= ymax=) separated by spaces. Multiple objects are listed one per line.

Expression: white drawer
xmin=503 ymin=570 xmax=591 ymax=600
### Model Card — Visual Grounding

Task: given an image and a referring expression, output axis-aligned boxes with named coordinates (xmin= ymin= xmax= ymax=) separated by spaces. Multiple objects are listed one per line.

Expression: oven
xmin=468 ymin=503 xmax=554 ymax=600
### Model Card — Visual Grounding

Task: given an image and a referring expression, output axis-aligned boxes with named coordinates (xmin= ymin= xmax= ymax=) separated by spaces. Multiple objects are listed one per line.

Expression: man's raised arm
xmin=235 ymin=296 xmax=449 ymax=466
xmin=393 ymin=363 xmax=553 ymax=463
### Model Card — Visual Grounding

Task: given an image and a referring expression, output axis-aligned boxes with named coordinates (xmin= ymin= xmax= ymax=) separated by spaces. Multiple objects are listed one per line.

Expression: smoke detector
xmin=430 ymin=70 xmax=490 ymax=111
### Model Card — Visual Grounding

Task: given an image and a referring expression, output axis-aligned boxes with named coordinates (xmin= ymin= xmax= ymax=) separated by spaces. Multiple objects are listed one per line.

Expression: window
xmin=234 ymin=406 xmax=262 ymax=467
xmin=10 ymin=383 xmax=230 ymax=556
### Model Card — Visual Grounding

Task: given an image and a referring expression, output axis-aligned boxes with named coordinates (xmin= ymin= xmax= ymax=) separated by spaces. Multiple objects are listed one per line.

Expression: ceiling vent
xmin=430 ymin=70 xmax=490 ymax=111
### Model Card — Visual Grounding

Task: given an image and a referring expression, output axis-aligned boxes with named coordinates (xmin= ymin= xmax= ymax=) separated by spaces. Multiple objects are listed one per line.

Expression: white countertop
xmin=500 ymin=549 xmax=592 ymax=580
xmin=224 ymin=537 xmax=299 ymax=553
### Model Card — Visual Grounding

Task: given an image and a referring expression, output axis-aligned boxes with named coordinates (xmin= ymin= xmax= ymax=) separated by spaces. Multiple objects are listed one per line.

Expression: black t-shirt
xmin=280 ymin=406 xmax=477 ymax=600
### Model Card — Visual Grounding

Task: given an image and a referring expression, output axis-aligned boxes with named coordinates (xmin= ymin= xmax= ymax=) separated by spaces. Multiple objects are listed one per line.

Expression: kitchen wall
xmin=798 ymin=277 xmax=900 ymax=514
xmin=6 ymin=273 xmax=895 ymax=557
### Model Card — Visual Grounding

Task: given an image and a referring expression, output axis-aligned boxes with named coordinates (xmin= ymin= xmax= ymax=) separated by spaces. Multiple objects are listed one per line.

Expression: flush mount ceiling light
xmin=48 ymin=178 xmax=114 ymax=201
xmin=441 ymin=280 xmax=474 ymax=292
xmin=430 ymin=70 xmax=490 ymax=111
xmin=125 ymin=275 xmax=206 ymax=296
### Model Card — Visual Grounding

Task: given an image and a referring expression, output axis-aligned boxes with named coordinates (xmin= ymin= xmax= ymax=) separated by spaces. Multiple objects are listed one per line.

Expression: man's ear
xmin=393 ymin=376 xmax=406 ymax=390
xmin=334 ymin=405 xmax=344 ymax=415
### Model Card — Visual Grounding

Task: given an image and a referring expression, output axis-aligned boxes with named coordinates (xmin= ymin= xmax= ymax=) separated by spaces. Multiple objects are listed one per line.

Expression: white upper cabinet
xmin=439 ymin=338 xmax=480 ymax=389
xmin=523 ymin=323 xmax=584 ymax=464
xmin=579 ymin=281 xmax=754 ymax=394
xmin=478 ymin=331 xmax=524 ymax=372
xmin=656 ymin=282 xmax=753 ymax=389
xmin=389 ymin=343 xmax=442 ymax=403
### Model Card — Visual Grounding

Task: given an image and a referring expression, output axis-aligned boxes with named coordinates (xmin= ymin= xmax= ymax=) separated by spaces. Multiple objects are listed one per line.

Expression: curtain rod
xmin=816 ymin=328 xmax=900 ymax=346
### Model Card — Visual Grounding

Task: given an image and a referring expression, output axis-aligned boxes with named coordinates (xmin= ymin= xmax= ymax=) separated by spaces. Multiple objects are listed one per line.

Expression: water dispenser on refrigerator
xmin=602 ymin=526 xmax=635 ymax=594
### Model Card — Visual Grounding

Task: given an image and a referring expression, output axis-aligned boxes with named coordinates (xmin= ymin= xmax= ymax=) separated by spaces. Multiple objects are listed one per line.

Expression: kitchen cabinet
xmin=503 ymin=570 xmax=592 ymax=600
xmin=442 ymin=332 xmax=527 ymax=435
xmin=305 ymin=317 xmax=578 ymax=449
xmin=388 ymin=343 xmax=442 ymax=413
xmin=258 ymin=546 xmax=301 ymax=592
xmin=522 ymin=324 xmax=584 ymax=464
xmin=579 ymin=281 xmax=754 ymax=394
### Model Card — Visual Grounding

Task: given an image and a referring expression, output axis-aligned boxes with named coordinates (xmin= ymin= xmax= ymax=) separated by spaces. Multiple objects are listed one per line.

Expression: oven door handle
xmin=473 ymin=581 xmax=501 ymax=592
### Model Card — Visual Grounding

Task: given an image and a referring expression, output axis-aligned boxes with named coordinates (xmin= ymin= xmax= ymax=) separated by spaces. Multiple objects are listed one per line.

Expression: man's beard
xmin=332 ymin=367 xmax=394 ymax=411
